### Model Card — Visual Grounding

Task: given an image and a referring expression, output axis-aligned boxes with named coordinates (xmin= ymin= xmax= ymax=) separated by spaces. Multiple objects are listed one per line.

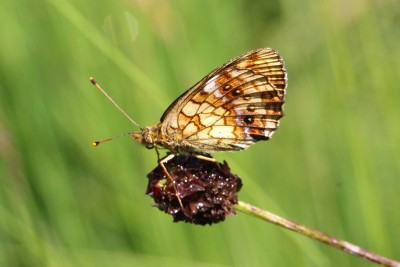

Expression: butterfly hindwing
xmin=160 ymin=48 xmax=287 ymax=153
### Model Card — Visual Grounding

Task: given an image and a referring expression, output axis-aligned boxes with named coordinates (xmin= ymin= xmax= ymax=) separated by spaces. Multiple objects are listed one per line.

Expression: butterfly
xmin=130 ymin=47 xmax=287 ymax=155
xmin=91 ymin=47 xmax=287 ymax=209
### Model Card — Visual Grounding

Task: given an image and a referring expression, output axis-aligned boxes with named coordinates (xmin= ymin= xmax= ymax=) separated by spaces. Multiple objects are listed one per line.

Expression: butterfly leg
xmin=158 ymin=153 xmax=184 ymax=211
xmin=193 ymin=154 xmax=222 ymax=171
xmin=154 ymin=146 xmax=161 ymax=161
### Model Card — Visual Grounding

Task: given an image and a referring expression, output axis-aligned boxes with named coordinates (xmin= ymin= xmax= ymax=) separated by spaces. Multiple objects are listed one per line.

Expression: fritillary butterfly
xmin=91 ymin=48 xmax=287 ymax=209
xmin=130 ymin=48 xmax=287 ymax=154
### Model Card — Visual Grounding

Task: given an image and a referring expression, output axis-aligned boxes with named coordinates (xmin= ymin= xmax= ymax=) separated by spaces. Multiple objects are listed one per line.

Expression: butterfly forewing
xmin=160 ymin=48 xmax=287 ymax=153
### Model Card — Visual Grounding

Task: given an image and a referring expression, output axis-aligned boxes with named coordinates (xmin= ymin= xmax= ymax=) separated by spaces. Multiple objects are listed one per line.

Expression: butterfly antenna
xmin=92 ymin=132 xmax=132 ymax=147
xmin=89 ymin=77 xmax=142 ymax=129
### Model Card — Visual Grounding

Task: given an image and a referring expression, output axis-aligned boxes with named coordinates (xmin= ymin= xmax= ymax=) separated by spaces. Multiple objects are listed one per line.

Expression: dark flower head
xmin=146 ymin=154 xmax=242 ymax=225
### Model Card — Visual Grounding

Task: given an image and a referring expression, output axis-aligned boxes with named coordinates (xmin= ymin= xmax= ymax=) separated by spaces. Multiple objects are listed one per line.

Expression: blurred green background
xmin=1 ymin=0 xmax=399 ymax=266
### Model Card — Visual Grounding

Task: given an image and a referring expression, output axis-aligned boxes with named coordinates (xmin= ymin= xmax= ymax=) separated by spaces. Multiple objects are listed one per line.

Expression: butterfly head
xmin=131 ymin=123 xmax=162 ymax=150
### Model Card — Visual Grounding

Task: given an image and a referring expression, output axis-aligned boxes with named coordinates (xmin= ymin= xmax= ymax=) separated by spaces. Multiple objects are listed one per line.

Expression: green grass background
xmin=1 ymin=0 xmax=399 ymax=266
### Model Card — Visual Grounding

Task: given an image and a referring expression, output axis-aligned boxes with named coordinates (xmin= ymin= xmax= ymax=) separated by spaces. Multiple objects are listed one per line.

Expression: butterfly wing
xmin=160 ymin=48 xmax=287 ymax=153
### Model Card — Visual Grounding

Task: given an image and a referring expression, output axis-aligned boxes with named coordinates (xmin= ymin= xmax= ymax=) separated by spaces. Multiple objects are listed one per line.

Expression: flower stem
xmin=234 ymin=201 xmax=400 ymax=267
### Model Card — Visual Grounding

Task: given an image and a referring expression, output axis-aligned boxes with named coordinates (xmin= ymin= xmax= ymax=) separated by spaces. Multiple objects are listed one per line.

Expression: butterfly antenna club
xmin=92 ymin=132 xmax=133 ymax=147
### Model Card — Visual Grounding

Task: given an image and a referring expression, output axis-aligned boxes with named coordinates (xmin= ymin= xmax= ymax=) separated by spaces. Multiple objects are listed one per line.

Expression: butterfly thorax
xmin=131 ymin=123 xmax=197 ymax=154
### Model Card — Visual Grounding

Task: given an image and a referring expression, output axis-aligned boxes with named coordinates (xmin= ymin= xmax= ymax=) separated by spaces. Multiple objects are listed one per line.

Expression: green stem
xmin=235 ymin=201 xmax=400 ymax=267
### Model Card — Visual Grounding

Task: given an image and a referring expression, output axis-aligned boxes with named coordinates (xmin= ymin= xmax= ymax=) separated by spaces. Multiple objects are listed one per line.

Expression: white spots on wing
xmin=250 ymin=108 xmax=267 ymax=116
xmin=235 ymin=116 xmax=244 ymax=126
xmin=240 ymin=80 xmax=268 ymax=94
xmin=234 ymin=142 xmax=250 ymax=149
xmin=266 ymin=120 xmax=278 ymax=129
xmin=213 ymin=88 xmax=224 ymax=98
xmin=231 ymin=95 xmax=262 ymax=105
xmin=187 ymin=128 xmax=210 ymax=140
xmin=214 ymin=107 xmax=226 ymax=116
xmin=182 ymin=101 xmax=200 ymax=116
xmin=183 ymin=122 xmax=199 ymax=136
xmin=203 ymin=105 xmax=226 ymax=115
xmin=203 ymin=70 xmax=248 ymax=97
xmin=228 ymin=69 xmax=248 ymax=79
xmin=199 ymin=114 xmax=219 ymax=126
xmin=203 ymin=77 xmax=218 ymax=93
xmin=267 ymin=131 xmax=275 ymax=138
xmin=261 ymin=128 xmax=274 ymax=138
xmin=203 ymin=105 xmax=215 ymax=113
xmin=221 ymin=96 xmax=231 ymax=105
xmin=233 ymin=106 xmax=247 ymax=116
xmin=209 ymin=126 xmax=236 ymax=138
xmin=237 ymin=61 xmax=251 ymax=69
xmin=214 ymin=118 xmax=225 ymax=126
xmin=198 ymin=103 xmax=213 ymax=113
xmin=170 ymin=119 xmax=178 ymax=129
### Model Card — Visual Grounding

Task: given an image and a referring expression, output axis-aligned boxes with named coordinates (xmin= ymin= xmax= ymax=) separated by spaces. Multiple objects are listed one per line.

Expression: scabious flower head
xmin=146 ymin=154 xmax=242 ymax=225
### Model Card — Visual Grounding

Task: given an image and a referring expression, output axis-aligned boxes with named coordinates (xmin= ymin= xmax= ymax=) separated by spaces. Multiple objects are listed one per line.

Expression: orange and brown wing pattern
xmin=161 ymin=48 xmax=287 ymax=153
